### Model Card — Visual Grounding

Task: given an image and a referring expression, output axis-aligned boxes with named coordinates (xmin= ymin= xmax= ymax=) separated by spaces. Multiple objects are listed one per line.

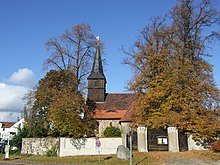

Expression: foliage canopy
xmin=125 ymin=0 xmax=220 ymax=138
xmin=24 ymin=69 xmax=94 ymax=138
xmin=47 ymin=87 xmax=95 ymax=138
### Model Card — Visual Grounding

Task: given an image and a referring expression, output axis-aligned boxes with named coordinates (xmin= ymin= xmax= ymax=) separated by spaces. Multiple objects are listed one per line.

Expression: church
xmin=86 ymin=38 xmax=202 ymax=152
xmin=86 ymin=38 xmax=136 ymax=136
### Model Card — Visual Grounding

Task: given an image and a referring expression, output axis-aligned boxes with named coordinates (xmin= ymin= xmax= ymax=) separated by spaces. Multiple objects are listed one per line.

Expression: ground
xmin=151 ymin=151 xmax=220 ymax=165
xmin=0 ymin=150 xmax=219 ymax=165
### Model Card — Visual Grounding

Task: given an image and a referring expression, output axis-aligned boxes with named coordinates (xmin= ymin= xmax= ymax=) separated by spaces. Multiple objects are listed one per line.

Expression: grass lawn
xmin=0 ymin=150 xmax=219 ymax=165
xmin=0 ymin=151 xmax=157 ymax=165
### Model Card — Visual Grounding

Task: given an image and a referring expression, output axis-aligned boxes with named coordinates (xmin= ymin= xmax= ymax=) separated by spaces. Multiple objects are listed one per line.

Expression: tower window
xmin=94 ymin=80 xmax=99 ymax=87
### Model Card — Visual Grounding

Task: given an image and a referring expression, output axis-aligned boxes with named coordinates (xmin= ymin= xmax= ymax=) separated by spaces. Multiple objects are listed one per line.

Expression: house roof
xmin=0 ymin=122 xmax=16 ymax=128
xmin=93 ymin=93 xmax=137 ymax=119
xmin=94 ymin=110 xmax=128 ymax=119
xmin=96 ymin=93 xmax=137 ymax=110
xmin=120 ymin=101 xmax=137 ymax=122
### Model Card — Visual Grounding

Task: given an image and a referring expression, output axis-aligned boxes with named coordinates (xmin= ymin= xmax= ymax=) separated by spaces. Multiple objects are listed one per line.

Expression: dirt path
xmin=159 ymin=158 xmax=220 ymax=165
xmin=154 ymin=151 xmax=220 ymax=165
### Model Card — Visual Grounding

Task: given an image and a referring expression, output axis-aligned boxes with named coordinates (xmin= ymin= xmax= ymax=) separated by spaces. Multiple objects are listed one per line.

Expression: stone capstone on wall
xmin=21 ymin=138 xmax=59 ymax=155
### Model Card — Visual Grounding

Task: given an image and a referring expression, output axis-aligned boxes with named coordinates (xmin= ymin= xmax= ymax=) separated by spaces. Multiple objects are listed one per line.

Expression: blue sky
xmin=0 ymin=0 xmax=219 ymax=121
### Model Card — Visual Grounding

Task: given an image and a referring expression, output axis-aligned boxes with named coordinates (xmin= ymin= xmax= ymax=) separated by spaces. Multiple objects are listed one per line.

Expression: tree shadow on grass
xmin=135 ymin=156 xmax=148 ymax=165
xmin=104 ymin=156 xmax=113 ymax=160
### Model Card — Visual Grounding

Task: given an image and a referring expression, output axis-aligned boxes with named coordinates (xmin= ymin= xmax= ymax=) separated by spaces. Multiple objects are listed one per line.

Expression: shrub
xmin=210 ymin=140 xmax=220 ymax=152
xmin=103 ymin=126 xmax=121 ymax=137
xmin=11 ymin=126 xmax=30 ymax=151
xmin=46 ymin=146 xmax=57 ymax=157
xmin=9 ymin=149 xmax=20 ymax=155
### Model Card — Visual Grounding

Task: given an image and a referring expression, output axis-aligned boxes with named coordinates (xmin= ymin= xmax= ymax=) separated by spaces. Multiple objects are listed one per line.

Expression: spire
xmin=87 ymin=36 xmax=106 ymax=102
xmin=88 ymin=36 xmax=106 ymax=79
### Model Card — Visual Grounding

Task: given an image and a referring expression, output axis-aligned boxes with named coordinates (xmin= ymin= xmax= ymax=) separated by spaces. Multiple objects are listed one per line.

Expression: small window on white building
xmin=10 ymin=132 xmax=16 ymax=135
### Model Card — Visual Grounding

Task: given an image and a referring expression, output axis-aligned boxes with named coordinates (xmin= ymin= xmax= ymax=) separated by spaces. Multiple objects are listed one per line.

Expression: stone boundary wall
xmin=21 ymin=138 xmax=59 ymax=155
xmin=59 ymin=137 xmax=122 ymax=157
xmin=188 ymin=135 xmax=209 ymax=151
xmin=21 ymin=135 xmax=209 ymax=156
xmin=21 ymin=137 xmax=122 ymax=157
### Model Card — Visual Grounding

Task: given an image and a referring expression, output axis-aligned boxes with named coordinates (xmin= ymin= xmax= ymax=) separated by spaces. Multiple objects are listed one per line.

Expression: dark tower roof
xmin=88 ymin=37 xmax=106 ymax=79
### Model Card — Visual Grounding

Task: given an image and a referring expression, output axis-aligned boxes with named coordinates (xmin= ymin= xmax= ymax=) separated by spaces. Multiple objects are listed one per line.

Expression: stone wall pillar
xmin=187 ymin=134 xmax=193 ymax=151
xmin=121 ymin=132 xmax=127 ymax=147
xmin=137 ymin=125 xmax=148 ymax=152
xmin=120 ymin=122 xmax=131 ymax=147
xmin=167 ymin=127 xmax=179 ymax=152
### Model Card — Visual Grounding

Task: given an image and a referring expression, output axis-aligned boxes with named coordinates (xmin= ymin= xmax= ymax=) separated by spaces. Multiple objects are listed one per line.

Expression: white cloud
xmin=0 ymin=68 xmax=36 ymax=121
xmin=8 ymin=68 xmax=35 ymax=88
xmin=0 ymin=83 xmax=27 ymax=112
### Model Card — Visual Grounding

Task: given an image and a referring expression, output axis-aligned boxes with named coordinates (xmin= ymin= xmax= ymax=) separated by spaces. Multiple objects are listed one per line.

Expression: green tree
xmin=125 ymin=0 xmax=220 ymax=138
xmin=11 ymin=126 xmax=30 ymax=151
xmin=25 ymin=70 xmax=77 ymax=137
xmin=24 ymin=69 xmax=94 ymax=138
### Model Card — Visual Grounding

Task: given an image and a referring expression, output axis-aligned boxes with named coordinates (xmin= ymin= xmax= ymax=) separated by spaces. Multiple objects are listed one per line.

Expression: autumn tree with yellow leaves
xmin=125 ymin=0 xmax=220 ymax=138
xmin=47 ymin=85 xmax=94 ymax=137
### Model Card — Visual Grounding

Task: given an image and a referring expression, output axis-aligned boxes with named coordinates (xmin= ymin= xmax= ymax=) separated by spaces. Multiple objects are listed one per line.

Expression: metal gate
xmin=147 ymin=128 xmax=168 ymax=151
xmin=126 ymin=130 xmax=138 ymax=150
xmin=178 ymin=132 xmax=188 ymax=152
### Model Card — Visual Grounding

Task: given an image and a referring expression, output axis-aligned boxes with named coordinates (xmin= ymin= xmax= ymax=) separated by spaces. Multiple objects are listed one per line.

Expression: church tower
xmin=87 ymin=37 xmax=106 ymax=102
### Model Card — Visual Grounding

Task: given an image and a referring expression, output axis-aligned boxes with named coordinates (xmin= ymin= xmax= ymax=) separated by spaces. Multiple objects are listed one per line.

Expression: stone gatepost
xmin=137 ymin=125 xmax=148 ymax=152
xmin=120 ymin=122 xmax=131 ymax=147
xmin=167 ymin=127 xmax=179 ymax=152
xmin=121 ymin=132 xmax=127 ymax=147
xmin=187 ymin=134 xmax=193 ymax=151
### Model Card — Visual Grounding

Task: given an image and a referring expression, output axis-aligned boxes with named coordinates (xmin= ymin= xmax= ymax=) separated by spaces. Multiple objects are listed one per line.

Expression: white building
xmin=0 ymin=118 xmax=24 ymax=141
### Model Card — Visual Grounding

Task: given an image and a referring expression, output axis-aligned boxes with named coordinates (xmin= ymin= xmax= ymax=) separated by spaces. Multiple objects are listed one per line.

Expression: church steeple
xmin=87 ymin=37 xmax=106 ymax=102
xmin=88 ymin=37 xmax=105 ymax=79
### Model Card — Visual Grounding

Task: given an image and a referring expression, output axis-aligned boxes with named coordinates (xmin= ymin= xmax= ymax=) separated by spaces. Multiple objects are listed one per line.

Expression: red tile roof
xmin=1 ymin=122 xmax=16 ymax=128
xmin=120 ymin=102 xmax=137 ymax=122
xmin=92 ymin=93 xmax=137 ymax=119
xmin=94 ymin=110 xmax=128 ymax=119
